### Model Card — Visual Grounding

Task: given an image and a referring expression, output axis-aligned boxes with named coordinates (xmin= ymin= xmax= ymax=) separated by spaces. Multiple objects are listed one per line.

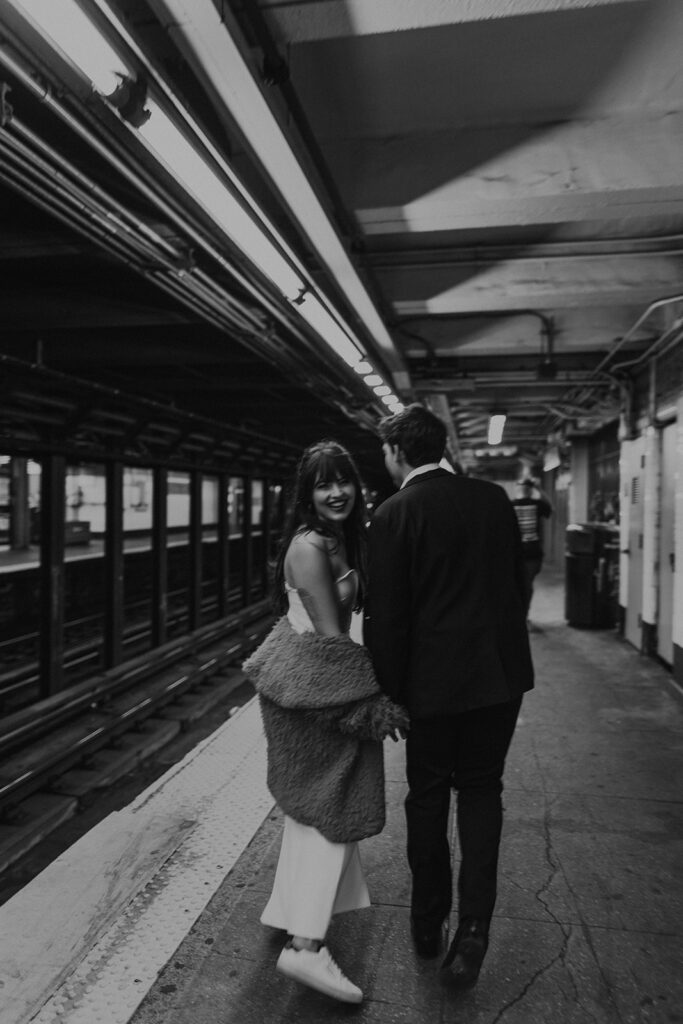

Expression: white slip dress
xmin=259 ymin=571 xmax=371 ymax=940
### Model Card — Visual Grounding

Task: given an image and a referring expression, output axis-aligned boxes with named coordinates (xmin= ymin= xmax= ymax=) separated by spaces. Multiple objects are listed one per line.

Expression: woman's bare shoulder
xmin=285 ymin=530 xmax=329 ymax=570
xmin=289 ymin=529 xmax=328 ymax=554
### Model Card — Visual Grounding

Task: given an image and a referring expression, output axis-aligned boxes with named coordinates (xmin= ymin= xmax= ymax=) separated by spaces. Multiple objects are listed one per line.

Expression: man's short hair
xmin=378 ymin=404 xmax=447 ymax=466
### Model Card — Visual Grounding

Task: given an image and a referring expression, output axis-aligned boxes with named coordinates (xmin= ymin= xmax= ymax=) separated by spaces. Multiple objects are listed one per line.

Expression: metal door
xmin=657 ymin=422 xmax=676 ymax=664
xmin=624 ymin=435 xmax=645 ymax=648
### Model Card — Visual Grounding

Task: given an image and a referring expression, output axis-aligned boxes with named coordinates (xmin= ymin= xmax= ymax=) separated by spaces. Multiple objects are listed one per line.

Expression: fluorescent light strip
xmin=13 ymin=0 xmax=126 ymax=94
xmin=147 ymin=0 xmax=404 ymax=371
xmin=138 ymin=101 xmax=304 ymax=302
xmin=296 ymin=293 xmax=366 ymax=368
xmin=10 ymin=0 xmax=397 ymax=387
xmin=11 ymin=0 xmax=305 ymax=303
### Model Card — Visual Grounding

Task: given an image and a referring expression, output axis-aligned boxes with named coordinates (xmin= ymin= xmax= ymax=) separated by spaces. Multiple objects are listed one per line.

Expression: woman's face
xmin=311 ymin=473 xmax=357 ymax=525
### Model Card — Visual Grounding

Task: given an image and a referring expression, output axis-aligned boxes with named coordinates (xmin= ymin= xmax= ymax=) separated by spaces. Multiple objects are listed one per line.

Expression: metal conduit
xmin=0 ymin=149 xmax=265 ymax=344
xmin=0 ymin=161 xmax=159 ymax=286
xmin=0 ymin=132 xmax=339 ymax=389
xmin=610 ymin=320 xmax=683 ymax=373
xmin=0 ymin=133 xmax=177 ymax=271
xmin=0 ymin=44 xmax=297 ymax=340
xmin=11 ymin=116 xmax=186 ymax=260
xmin=0 ymin=139 xmax=353 ymax=399
xmin=539 ymin=295 xmax=683 ymax=440
xmin=3 ymin=117 xmax=263 ymax=335
xmin=0 ymin=37 xmax=380 ymax=410
xmin=592 ymin=294 xmax=683 ymax=376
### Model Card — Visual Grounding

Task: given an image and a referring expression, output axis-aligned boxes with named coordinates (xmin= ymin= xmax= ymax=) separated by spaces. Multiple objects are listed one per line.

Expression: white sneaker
xmin=276 ymin=944 xmax=363 ymax=1003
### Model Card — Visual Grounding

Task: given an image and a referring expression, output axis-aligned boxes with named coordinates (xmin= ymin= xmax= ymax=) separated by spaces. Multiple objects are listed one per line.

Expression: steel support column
xmin=39 ymin=454 xmax=65 ymax=697
xmin=152 ymin=466 xmax=168 ymax=647
xmin=242 ymin=476 xmax=253 ymax=608
xmin=105 ymin=461 xmax=124 ymax=667
xmin=188 ymin=470 xmax=202 ymax=630
xmin=217 ymin=474 xmax=230 ymax=617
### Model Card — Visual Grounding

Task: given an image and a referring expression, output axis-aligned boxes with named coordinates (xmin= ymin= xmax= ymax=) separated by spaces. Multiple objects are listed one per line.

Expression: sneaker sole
xmin=276 ymin=960 xmax=363 ymax=1003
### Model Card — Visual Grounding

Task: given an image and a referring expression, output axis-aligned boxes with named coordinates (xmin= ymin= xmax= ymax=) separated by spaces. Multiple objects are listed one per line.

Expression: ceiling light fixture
xmin=294 ymin=293 xmax=366 ymax=368
xmin=7 ymin=0 xmax=374 ymax=374
xmin=148 ymin=0 xmax=407 ymax=378
xmin=138 ymin=99 xmax=304 ymax=303
xmin=13 ymin=0 xmax=126 ymax=94
xmin=487 ymin=414 xmax=506 ymax=446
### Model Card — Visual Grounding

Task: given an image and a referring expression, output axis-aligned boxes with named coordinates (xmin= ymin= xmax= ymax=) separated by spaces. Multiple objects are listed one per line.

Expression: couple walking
xmin=244 ymin=404 xmax=534 ymax=1004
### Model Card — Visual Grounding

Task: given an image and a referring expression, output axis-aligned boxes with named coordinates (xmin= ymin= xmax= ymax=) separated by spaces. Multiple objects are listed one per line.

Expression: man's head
xmin=378 ymin=404 xmax=447 ymax=485
xmin=518 ymin=479 xmax=535 ymax=499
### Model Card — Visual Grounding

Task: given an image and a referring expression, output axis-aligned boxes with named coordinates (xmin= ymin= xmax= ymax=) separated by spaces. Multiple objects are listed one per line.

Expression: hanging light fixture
xmin=487 ymin=413 xmax=506 ymax=446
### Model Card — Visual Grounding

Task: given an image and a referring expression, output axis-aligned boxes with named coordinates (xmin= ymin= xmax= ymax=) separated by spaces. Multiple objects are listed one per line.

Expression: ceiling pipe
xmin=0 ymin=131 xmax=268 ymax=338
xmin=609 ymin=319 xmax=683 ymax=373
xmin=0 ymin=45 xmax=382 ymax=412
xmin=0 ymin=44 xmax=319 ymax=337
xmin=143 ymin=0 xmax=406 ymax=379
xmin=394 ymin=309 xmax=556 ymax=374
xmin=0 ymin=135 xmax=345 ymax=392
xmin=0 ymin=17 xmax=398 ymax=417
xmin=591 ymin=294 xmax=683 ymax=376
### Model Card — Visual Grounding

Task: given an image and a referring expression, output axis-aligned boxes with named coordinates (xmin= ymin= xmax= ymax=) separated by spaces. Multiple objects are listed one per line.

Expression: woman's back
xmin=286 ymin=568 xmax=357 ymax=634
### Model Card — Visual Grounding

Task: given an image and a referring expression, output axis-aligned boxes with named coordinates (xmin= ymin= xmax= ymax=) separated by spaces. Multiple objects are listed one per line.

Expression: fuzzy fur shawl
xmin=243 ymin=617 xmax=409 ymax=843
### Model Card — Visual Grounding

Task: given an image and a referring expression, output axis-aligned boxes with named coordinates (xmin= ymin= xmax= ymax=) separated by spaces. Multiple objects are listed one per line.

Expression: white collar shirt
xmin=400 ymin=463 xmax=441 ymax=489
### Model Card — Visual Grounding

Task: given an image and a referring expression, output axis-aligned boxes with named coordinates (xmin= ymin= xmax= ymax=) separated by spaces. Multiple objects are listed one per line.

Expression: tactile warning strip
xmin=31 ymin=698 xmax=274 ymax=1024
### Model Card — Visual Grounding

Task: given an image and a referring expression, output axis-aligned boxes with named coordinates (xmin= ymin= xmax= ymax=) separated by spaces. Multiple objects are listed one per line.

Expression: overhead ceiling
xmin=1 ymin=0 xmax=682 ymax=481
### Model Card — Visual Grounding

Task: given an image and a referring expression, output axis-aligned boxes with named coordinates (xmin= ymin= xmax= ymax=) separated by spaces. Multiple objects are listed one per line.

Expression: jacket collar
xmin=402 ymin=467 xmax=451 ymax=489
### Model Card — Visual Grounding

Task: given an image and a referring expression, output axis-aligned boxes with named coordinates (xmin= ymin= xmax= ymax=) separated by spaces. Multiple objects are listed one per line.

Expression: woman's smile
xmin=312 ymin=478 xmax=356 ymax=522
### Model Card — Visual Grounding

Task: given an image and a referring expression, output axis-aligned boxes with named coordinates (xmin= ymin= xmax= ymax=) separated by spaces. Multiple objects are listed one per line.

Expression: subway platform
xmin=2 ymin=569 xmax=682 ymax=1024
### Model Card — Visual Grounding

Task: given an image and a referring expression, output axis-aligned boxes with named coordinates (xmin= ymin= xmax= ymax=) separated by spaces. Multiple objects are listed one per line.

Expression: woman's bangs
xmin=312 ymin=450 xmax=354 ymax=487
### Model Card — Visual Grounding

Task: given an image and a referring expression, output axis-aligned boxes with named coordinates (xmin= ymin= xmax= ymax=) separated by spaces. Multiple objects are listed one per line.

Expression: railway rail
xmin=0 ymin=600 xmax=274 ymax=872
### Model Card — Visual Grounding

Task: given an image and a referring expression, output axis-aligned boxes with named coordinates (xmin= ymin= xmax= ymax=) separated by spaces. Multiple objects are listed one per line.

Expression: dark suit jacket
xmin=364 ymin=469 xmax=534 ymax=719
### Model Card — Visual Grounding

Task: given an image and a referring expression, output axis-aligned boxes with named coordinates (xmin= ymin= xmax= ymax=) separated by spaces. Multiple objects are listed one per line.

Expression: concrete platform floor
xmin=126 ymin=571 xmax=683 ymax=1024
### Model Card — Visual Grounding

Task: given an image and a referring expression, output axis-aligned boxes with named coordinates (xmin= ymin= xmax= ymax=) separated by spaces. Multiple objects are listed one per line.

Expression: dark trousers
xmin=522 ymin=556 xmax=543 ymax=617
xmin=405 ymin=697 xmax=522 ymax=933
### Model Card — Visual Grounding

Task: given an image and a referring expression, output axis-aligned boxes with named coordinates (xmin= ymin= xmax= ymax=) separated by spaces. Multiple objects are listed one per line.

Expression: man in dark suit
xmin=364 ymin=404 xmax=534 ymax=988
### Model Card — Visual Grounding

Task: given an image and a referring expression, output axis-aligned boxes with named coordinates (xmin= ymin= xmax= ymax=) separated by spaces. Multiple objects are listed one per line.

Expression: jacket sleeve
xmin=364 ymin=504 xmax=413 ymax=705
xmin=306 ymin=693 xmax=409 ymax=740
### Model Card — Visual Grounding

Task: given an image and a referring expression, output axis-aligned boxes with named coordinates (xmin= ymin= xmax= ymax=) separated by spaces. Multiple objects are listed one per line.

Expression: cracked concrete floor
xmin=131 ymin=574 xmax=683 ymax=1024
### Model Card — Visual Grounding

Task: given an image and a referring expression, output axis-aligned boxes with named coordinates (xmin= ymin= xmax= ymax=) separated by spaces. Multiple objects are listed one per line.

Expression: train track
xmin=0 ymin=601 xmax=274 ymax=874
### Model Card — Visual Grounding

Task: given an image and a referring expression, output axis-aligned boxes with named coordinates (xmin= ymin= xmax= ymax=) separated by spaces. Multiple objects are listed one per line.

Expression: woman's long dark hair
xmin=273 ymin=440 xmax=368 ymax=613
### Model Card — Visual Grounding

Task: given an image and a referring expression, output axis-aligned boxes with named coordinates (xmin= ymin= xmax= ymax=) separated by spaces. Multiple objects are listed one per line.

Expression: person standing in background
xmin=510 ymin=478 xmax=553 ymax=620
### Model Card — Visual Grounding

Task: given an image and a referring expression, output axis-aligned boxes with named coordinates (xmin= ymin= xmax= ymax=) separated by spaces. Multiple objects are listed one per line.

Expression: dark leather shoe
xmin=440 ymin=918 xmax=489 ymax=987
xmin=411 ymin=922 xmax=444 ymax=959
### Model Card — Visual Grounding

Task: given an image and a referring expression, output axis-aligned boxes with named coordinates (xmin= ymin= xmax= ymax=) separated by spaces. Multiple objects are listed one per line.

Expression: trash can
xmin=565 ymin=524 xmax=619 ymax=628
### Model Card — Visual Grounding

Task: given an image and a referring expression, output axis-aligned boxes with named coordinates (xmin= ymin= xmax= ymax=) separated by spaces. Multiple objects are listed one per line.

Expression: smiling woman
xmin=242 ymin=439 xmax=408 ymax=1003
xmin=311 ymin=474 xmax=356 ymax=525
